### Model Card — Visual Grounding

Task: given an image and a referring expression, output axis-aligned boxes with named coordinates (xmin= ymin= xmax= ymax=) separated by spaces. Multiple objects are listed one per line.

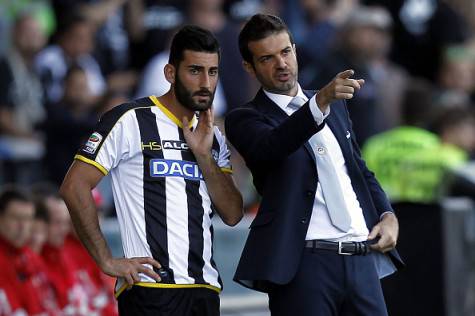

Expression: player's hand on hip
xmin=368 ymin=212 xmax=398 ymax=253
xmin=316 ymin=69 xmax=365 ymax=112
xmin=182 ymin=109 xmax=214 ymax=158
xmin=101 ymin=257 xmax=162 ymax=286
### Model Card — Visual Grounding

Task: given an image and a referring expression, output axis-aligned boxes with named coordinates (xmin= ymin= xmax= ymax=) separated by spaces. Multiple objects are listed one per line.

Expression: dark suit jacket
xmin=225 ymin=88 xmax=404 ymax=292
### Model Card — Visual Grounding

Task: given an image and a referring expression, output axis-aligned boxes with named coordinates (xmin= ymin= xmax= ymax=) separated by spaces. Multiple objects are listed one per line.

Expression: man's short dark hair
xmin=238 ymin=14 xmax=294 ymax=65
xmin=168 ymin=25 xmax=220 ymax=68
xmin=0 ymin=186 xmax=31 ymax=215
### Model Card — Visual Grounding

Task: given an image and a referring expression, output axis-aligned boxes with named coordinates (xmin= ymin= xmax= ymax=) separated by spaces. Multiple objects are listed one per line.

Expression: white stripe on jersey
xmin=107 ymin=110 xmax=154 ymax=261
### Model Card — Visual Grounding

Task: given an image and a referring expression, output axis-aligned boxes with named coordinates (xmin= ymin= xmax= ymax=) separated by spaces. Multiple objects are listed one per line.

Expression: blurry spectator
xmin=30 ymin=201 xmax=49 ymax=254
xmin=96 ymin=90 xmax=128 ymax=116
xmin=188 ymin=0 xmax=253 ymax=111
xmin=436 ymin=44 xmax=475 ymax=106
xmin=0 ymin=13 xmax=48 ymax=185
xmin=51 ymin=0 xmax=143 ymax=96
xmin=432 ymin=106 xmax=475 ymax=156
xmin=362 ymin=80 xmax=470 ymax=203
xmin=224 ymin=0 xmax=264 ymax=23
xmin=65 ymin=233 xmax=118 ymax=315
xmin=0 ymin=187 xmax=60 ymax=315
xmin=40 ymin=194 xmax=90 ymax=314
xmin=40 ymin=191 xmax=118 ymax=315
xmin=364 ymin=0 xmax=471 ymax=81
xmin=129 ymin=0 xmax=187 ymax=70
xmin=287 ymin=0 xmax=356 ymax=85
xmin=0 ymin=1 xmax=56 ymax=54
xmin=309 ymin=5 xmax=408 ymax=145
xmin=35 ymin=13 xmax=106 ymax=104
xmin=431 ymin=107 xmax=475 ymax=198
xmin=43 ymin=65 xmax=98 ymax=185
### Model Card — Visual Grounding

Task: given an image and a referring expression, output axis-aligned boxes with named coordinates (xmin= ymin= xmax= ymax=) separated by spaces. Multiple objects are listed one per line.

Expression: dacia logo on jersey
xmin=83 ymin=132 xmax=103 ymax=154
xmin=150 ymin=159 xmax=203 ymax=181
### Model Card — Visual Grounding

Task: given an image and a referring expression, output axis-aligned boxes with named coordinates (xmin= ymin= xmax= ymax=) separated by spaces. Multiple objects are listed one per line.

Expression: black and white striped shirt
xmin=75 ymin=96 xmax=232 ymax=296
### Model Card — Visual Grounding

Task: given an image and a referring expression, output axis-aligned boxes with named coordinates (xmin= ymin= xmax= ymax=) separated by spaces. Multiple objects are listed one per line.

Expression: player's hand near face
xmin=182 ymin=109 xmax=214 ymax=159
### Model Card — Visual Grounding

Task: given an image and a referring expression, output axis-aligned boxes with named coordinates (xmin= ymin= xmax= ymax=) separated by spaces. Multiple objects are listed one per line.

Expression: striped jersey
xmin=75 ymin=96 xmax=232 ymax=297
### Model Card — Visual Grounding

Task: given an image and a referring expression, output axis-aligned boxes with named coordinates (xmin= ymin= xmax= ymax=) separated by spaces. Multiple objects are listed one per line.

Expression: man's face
xmin=45 ymin=197 xmax=71 ymax=247
xmin=30 ymin=219 xmax=48 ymax=253
xmin=0 ymin=200 xmax=35 ymax=248
xmin=64 ymin=69 xmax=93 ymax=108
xmin=14 ymin=16 xmax=46 ymax=57
xmin=247 ymin=31 xmax=298 ymax=96
xmin=173 ymin=50 xmax=219 ymax=111
xmin=63 ymin=23 xmax=94 ymax=59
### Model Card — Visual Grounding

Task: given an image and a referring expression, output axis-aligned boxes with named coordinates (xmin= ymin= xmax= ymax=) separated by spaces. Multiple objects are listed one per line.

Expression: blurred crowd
xmin=0 ymin=184 xmax=117 ymax=315
xmin=1 ymin=0 xmax=475 ymax=314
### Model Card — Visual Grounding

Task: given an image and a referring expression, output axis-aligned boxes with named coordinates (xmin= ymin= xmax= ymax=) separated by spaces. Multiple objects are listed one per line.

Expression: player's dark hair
xmin=168 ymin=25 xmax=220 ymax=68
xmin=239 ymin=14 xmax=294 ymax=66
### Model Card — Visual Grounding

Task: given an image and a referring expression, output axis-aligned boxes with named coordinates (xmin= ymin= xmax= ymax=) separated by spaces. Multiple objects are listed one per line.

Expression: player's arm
xmin=183 ymin=110 xmax=243 ymax=226
xmin=60 ymin=161 xmax=162 ymax=285
xmin=194 ymin=155 xmax=243 ymax=226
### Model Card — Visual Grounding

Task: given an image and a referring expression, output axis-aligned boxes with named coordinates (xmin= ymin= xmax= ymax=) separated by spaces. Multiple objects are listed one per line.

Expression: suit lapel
xmin=254 ymin=89 xmax=318 ymax=164
xmin=253 ymin=89 xmax=288 ymax=122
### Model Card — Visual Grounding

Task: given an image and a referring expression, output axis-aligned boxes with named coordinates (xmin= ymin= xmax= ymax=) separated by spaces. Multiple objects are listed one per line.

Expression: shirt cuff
xmin=380 ymin=211 xmax=394 ymax=221
xmin=309 ymin=94 xmax=330 ymax=125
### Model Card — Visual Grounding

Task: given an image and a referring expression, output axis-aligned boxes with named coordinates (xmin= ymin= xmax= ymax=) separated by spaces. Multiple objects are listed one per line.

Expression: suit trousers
xmin=268 ymin=248 xmax=388 ymax=316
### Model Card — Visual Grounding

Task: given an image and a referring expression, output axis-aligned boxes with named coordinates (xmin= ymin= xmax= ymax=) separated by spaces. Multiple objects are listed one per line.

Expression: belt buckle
xmin=338 ymin=241 xmax=353 ymax=256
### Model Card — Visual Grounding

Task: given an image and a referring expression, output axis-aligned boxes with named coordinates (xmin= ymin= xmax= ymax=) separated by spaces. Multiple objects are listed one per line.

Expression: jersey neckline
xmin=149 ymin=95 xmax=197 ymax=129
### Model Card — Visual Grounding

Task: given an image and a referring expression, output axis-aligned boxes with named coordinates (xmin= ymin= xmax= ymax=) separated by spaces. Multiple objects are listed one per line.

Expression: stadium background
xmin=0 ymin=0 xmax=475 ymax=315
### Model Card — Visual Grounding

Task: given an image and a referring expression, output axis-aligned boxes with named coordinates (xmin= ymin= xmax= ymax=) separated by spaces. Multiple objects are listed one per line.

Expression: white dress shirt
xmin=263 ymin=85 xmax=369 ymax=242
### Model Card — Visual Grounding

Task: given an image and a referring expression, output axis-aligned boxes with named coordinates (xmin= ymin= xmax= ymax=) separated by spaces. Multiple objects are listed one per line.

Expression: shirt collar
xmin=263 ymin=84 xmax=308 ymax=112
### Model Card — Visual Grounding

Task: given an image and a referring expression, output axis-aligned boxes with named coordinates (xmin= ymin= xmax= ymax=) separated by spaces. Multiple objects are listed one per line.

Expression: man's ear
xmin=293 ymin=43 xmax=297 ymax=56
xmin=164 ymin=64 xmax=176 ymax=84
xmin=242 ymin=61 xmax=255 ymax=77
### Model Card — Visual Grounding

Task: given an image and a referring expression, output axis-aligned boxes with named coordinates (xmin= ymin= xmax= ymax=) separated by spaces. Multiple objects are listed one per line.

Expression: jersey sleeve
xmin=213 ymin=126 xmax=232 ymax=174
xmin=75 ymin=104 xmax=134 ymax=175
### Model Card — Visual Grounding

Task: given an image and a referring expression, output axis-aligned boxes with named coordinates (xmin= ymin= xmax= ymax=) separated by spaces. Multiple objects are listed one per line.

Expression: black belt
xmin=305 ymin=240 xmax=371 ymax=256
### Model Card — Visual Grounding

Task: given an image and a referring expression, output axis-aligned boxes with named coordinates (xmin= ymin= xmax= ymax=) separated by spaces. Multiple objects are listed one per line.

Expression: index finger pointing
xmin=336 ymin=69 xmax=354 ymax=79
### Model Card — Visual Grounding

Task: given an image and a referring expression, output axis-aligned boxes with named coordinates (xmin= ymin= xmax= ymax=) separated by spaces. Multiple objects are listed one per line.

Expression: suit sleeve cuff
xmin=380 ymin=211 xmax=395 ymax=221
xmin=309 ymin=94 xmax=330 ymax=125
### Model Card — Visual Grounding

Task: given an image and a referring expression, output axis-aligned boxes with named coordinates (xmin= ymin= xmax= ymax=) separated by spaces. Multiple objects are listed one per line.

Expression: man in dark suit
xmin=225 ymin=14 xmax=404 ymax=316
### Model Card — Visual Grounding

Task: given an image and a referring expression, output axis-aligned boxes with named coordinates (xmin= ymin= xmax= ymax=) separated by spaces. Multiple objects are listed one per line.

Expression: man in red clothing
xmin=41 ymin=192 xmax=117 ymax=315
xmin=40 ymin=193 xmax=90 ymax=314
xmin=0 ymin=187 xmax=60 ymax=315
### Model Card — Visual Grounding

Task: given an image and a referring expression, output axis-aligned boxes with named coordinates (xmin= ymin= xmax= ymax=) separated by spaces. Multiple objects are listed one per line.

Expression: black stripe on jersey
xmin=136 ymin=107 xmax=175 ymax=283
xmin=78 ymin=97 xmax=154 ymax=161
xmin=209 ymin=135 xmax=220 ymax=214
xmin=178 ymin=127 xmax=206 ymax=284
xmin=209 ymin=224 xmax=223 ymax=289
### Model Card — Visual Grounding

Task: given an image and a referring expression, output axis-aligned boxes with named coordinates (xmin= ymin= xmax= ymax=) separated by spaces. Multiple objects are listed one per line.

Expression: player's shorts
xmin=118 ymin=286 xmax=220 ymax=316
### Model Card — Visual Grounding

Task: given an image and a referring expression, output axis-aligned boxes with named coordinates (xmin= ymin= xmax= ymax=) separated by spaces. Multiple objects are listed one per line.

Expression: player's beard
xmin=174 ymin=74 xmax=215 ymax=112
